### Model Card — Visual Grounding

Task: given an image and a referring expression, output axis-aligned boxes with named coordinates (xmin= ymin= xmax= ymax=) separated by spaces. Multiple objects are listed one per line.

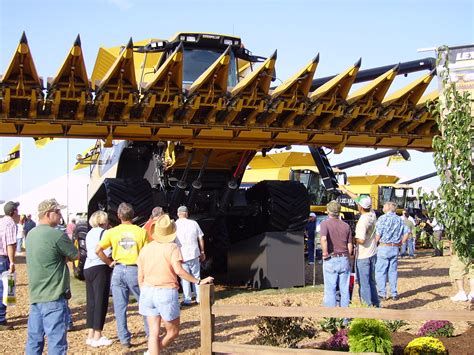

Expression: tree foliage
xmin=421 ymin=47 xmax=473 ymax=260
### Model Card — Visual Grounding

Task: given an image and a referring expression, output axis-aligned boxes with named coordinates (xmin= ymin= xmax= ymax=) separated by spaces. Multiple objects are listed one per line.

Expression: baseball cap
xmin=177 ymin=205 xmax=188 ymax=213
xmin=38 ymin=199 xmax=66 ymax=214
xmin=309 ymin=212 xmax=316 ymax=218
xmin=4 ymin=201 xmax=19 ymax=215
xmin=326 ymin=200 xmax=341 ymax=214
xmin=354 ymin=195 xmax=372 ymax=209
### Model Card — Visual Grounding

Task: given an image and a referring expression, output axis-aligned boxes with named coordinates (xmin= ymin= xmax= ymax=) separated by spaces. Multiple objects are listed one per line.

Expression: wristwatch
xmin=197 ymin=278 xmax=201 ymax=285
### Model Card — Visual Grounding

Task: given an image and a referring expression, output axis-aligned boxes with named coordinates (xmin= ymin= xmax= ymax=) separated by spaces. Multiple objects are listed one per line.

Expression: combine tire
xmin=246 ymin=180 xmax=309 ymax=233
xmin=102 ymin=178 xmax=154 ymax=227
xmin=72 ymin=221 xmax=89 ymax=280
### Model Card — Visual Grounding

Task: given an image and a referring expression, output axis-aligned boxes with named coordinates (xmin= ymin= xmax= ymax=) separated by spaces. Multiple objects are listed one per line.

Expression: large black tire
xmin=102 ymin=178 xmax=154 ymax=227
xmin=246 ymin=180 xmax=309 ymax=234
xmin=72 ymin=221 xmax=89 ymax=280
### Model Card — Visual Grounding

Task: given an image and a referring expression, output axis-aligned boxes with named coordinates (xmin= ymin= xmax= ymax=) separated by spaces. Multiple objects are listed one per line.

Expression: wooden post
xmin=200 ymin=283 xmax=215 ymax=355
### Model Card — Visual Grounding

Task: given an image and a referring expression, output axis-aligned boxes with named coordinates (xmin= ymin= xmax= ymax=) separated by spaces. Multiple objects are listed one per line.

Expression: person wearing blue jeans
xmin=96 ymin=202 xmax=149 ymax=348
xmin=357 ymin=255 xmax=380 ymax=307
xmin=375 ymin=246 xmax=400 ymax=299
xmin=340 ymin=189 xmax=379 ymax=307
xmin=323 ymin=256 xmax=351 ymax=306
xmin=25 ymin=198 xmax=79 ymax=354
xmin=27 ymin=297 xmax=69 ymax=354
xmin=110 ymin=264 xmax=149 ymax=345
xmin=320 ymin=201 xmax=353 ymax=308
xmin=181 ymin=257 xmax=201 ymax=303
xmin=175 ymin=206 xmax=206 ymax=306
xmin=400 ymin=237 xmax=415 ymax=257
xmin=375 ymin=201 xmax=410 ymax=300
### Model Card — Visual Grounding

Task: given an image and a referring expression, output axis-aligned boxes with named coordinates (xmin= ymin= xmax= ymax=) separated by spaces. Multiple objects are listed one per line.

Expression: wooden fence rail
xmin=199 ymin=284 xmax=474 ymax=354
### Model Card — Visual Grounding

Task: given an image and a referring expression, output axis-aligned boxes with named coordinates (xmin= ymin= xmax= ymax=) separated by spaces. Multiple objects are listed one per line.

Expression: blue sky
xmin=0 ymin=0 xmax=473 ymax=200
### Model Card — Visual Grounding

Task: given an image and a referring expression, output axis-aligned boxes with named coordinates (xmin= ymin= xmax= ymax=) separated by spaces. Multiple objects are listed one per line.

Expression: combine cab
xmin=0 ymin=32 xmax=440 ymax=287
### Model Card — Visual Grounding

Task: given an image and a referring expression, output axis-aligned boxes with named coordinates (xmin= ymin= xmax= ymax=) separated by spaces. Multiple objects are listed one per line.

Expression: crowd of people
xmin=305 ymin=189 xmax=474 ymax=309
xmin=0 ymin=194 xmax=472 ymax=354
xmin=0 ymin=199 xmax=213 ymax=355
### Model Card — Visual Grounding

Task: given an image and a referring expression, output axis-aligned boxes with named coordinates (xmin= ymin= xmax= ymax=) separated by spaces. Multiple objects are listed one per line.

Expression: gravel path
xmin=0 ymin=250 xmax=471 ymax=354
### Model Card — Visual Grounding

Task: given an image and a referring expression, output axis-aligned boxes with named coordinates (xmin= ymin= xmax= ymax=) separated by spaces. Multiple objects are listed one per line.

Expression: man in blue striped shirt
xmin=375 ymin=201 xmax=410 ymax=301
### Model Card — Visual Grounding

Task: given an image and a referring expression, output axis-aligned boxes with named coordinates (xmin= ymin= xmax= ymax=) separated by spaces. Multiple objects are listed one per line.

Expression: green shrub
xmin=256 ymin=299 xmax=316 ymax=348
xmin=348 ymin=318 xmax=393 ymax=354
xmin=404 ymin=336 xmax=447 ymax=355
xmin=384 ymin=319 xmax=408 ymax=332
xmin=319 ymin=317 xmax=346 ymax=335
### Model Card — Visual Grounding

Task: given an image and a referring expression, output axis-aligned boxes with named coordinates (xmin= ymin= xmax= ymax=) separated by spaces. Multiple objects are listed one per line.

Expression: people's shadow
xmin=385 ymin=282 xmax=451 ymax=309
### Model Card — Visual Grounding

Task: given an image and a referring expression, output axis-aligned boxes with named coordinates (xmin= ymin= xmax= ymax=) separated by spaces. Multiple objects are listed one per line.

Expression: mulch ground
xmin=0 ymin=249 xmax=472 ymax=354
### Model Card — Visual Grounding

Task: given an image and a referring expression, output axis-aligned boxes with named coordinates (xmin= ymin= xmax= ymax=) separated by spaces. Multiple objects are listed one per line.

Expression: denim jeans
xmin=356 ymin=254 xmax=380 ymax=307
xmin=0 ymin=256 xmax=9 ymax=324
xmin=323 ymin=256 xmax=351 ymax=307
xmin=111 ymin=264 xmax=149 ymax=344
xmin=375 ymin=246 xmax=399 ymax=297
xmin=26 ymin=296 xmax=68 ymax=355
xmin=16 ymin=238 xmax=23 ymax=253
xmin=307 ymin=238 xmax=315 ymax=263
xmin=400 ymin=238 xmax=414 ymax=257
xmin=181 ymin=257 xmax=201 ymax=304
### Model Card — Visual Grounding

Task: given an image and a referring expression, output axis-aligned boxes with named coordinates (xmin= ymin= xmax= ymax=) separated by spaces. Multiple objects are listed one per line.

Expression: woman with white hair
xmin=83 ymin=210 xmax=113 ymax=348
xmin=137 ymin=214 xmax=213 ymax=355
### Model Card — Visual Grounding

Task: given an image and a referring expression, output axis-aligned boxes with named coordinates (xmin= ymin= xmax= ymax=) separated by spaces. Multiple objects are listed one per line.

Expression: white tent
xmin=0 ymin=174 xmax=89 ymax=220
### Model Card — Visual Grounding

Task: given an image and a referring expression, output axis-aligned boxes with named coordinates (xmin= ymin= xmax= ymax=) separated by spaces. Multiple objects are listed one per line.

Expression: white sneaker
xmin=86 ymin=338 xmax=93 ymax=346
xmin=450 ymin=292 xmax=468 ymax=302
xmin=91 ymin=336 xmax=113 ymax=347
xmin=144 ymin=351 xmax=150 ymax=355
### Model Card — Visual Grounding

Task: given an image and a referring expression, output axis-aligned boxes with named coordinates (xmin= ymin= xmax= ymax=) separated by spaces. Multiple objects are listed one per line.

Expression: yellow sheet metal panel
xmin=95 ymin=38 xmax=137 ymax=93
xmin=348 ymin=175 xmax=399 ymax=185
xmin=309 ymin=59 xmax=361 ymax=101
xmin=67 ymin=125 xmax=109 ymax=136
xmin=242 ymin=167 xmax=291 ymax=183
xmin=20 ymin=123 xmax=64 ymax=135
xmin=347 ymin=66 xmax=398 ymax=104
xmin=142 ymin=44 xmax=183 ymax=93
xmin=270 ymin=55 xmax=318 ymax=98
xmin=48 ymin=35 xmax=89 ymax=89
xmin=416 ymin=90 xmax=439 ymax=107
xmin=230 ymin=51 xmax=276 ymax=97
xmin=187 ymin=47 xmax=230 ymax=96
xmin=382 ymin=71 xmax=435 ymax=106
xmin=90 ymin=48 xmax=118 ymax=89
xmin=0 ymin=122 xmax=18 ymax=134
xmin=1 ymin=32 xmax=41 ymax=88
xmin=196 ymin=128 xmax=234 ymax=138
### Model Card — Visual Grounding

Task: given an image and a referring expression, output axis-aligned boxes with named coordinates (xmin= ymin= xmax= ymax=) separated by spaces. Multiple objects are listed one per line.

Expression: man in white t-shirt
xmin=175 ymin=206 xmax=205 ymax=306
xmin=340 ymin=188 xmax=379 ymax=307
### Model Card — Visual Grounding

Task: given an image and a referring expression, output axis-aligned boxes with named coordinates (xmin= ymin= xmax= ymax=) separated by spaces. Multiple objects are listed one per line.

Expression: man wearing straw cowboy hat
xmin=137 ymin=214 xmax=213 ymax=355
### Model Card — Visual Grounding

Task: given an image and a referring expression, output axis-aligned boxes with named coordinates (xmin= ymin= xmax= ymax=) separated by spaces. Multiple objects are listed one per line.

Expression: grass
xmin=69 ymin=274 xmax=87 ymax=305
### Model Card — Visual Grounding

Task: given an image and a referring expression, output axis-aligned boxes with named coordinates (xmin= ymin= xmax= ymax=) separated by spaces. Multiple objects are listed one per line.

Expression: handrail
xmin=199 ymin=284 xmax=474 ymax=354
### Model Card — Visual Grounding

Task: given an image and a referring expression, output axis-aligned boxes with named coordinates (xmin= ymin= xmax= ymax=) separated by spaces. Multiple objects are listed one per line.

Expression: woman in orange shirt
xmin=137 ymin=214 xmax=213 ymax=355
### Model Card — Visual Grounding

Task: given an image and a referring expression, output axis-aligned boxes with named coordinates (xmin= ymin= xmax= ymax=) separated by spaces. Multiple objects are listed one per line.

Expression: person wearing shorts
xmin=449 ymin=251 xmax=474 ymax=302
xmin=137 ymin=215 xmax=214 ymax=355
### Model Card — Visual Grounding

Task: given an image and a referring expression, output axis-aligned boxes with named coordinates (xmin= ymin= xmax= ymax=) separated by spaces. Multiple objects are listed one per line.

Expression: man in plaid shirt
xmin=0 ymin=201 xmax=19 ymax=330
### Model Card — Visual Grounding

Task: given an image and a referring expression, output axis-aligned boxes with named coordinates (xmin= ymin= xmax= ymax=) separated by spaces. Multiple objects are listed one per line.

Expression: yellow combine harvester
xmin=0 ymin=32 xmax=439 ymax=287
